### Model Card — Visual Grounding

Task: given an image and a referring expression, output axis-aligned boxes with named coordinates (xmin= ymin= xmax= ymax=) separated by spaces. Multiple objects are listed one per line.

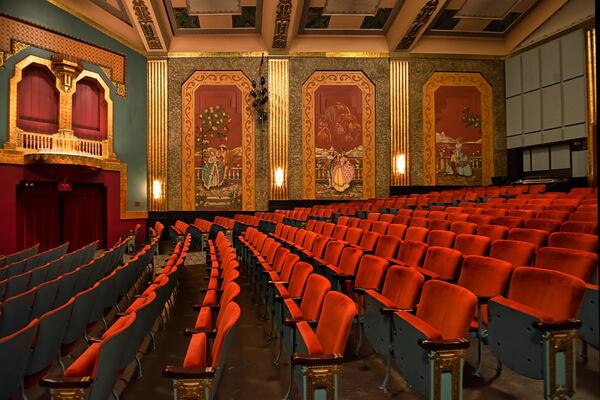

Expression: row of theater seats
xmin=36 ymin=234 xmax=189 ymax=400
xmin=0 ymin=241 xmax=98 ymax=304
xmin=237 ymin=221 xmax=595 ymax=400
xmin=238 ymin=228 xmax=361 ymax=400
xmin=163 ymin=231 xmax=241 ymax=399
xmin=0 ymin=236 xmax=150 ymax=399
xmin=0 ymin=243 xmax=40 ymax=269
xmin=0 ymin=242 xmax=69 ymax=281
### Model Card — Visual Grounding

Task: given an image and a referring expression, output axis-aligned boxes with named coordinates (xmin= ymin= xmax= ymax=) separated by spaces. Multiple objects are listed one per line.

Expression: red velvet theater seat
xmin=548 ymin=232 xmax=598 ymax=253
xmin=490 ymin=239 xmax=536 ymax=266
xmin=454 ymin=234 xmax=491 ymax=256
xmin=535 ymin=247 xmax=598 ymax=283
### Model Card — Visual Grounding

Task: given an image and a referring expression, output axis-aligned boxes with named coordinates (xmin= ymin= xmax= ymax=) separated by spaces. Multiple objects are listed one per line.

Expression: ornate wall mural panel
xmin=302 ymin=71 xmax=375 ymax=200
xmin=181 ymin=71 xmax=255 ymax=211
xmin=423 ymin=72 xmax=493 ymax=186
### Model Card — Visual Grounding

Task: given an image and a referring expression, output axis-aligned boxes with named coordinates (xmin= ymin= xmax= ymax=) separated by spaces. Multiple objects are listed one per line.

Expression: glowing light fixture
xmin=274 ymin=167 xmax=285 ymax=187
xmin=395 ymin=153 xmax=406 ymax=175
xmin=152 ymin=179 xmax=162 ymax=200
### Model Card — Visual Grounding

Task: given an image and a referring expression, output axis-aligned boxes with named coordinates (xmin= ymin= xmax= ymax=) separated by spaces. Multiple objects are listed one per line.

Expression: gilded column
xmin=586 ymin=28 xmax=596 ymax=186
xmin=390 ymin=60 xmax=410 ymax=186
xmin=268 ymin=58 xmax=289 ymax=199
xmin=147 ymin=59 xmax=168 ymax=211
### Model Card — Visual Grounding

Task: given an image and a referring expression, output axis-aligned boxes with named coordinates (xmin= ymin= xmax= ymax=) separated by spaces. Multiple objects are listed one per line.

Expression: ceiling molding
xmin=125 ymin=0 xmax=167 ymax=52
xmin=396 ymin=0 xmax=441 ymax=50
xmin=272 ymin=0 xmax=293 ymax=48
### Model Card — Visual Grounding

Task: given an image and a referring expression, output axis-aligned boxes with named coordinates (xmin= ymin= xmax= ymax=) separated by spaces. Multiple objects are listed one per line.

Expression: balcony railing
xmin=17 ymin=129 xmax=108 ymax=159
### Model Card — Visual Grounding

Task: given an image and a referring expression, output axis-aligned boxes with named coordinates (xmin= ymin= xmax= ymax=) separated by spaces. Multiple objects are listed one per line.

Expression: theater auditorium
xmin=0 ymin=0 xmax=597 ymax=399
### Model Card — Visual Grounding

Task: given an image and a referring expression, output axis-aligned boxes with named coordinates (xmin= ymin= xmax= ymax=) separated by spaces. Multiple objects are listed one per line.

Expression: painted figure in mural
xmin=317 ymin=119 xmax=332 ymax=149
xmin=331 ymin=151 xmax=355 ymax=192
xmin=326 ymin=148 xmax=336 ymax=188
xmin=446 ymin=142 xmax=472 ymax=177
xmin=202 ymin=149 xmax=225 ymax=189
xmin=324 ymin=102 xmax=360 ymax=148
xmin=217 ymin=144 xmax=232 ymax=180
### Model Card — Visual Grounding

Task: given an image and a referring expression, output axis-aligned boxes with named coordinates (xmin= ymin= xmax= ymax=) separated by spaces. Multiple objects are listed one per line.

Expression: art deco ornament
xmin=51 ymin=54 xmax=83 ymax=93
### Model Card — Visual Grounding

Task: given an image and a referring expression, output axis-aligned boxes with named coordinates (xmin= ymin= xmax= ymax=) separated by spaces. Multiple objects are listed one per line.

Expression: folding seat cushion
xmin=392 ymin=215 xmax=411 ymax=226
xmin=447 ymin=213 xmax=469 ymax=222
xmin=428 ymin=211 xmax=448 ymax=220
xmin=446 ymin=207 xmax=463 ymax=214
xmin=337 ymin=216 xmax=350 ymax=226
xmin=426 ymin=230 xmax=456 ymax=248
xmin=487 ymin=268 xmax=585 ymax=399
xmin=548 ymin=232 xmax=598 ymax=253
xmin=535 ymin=247 xmax=598 ymax=282
xmin=321 ymin=223 xmax=336 ymax=238
xmin=507 ymin=228 xmax=548 ymax=249
xmin=371 ymin=221 xmax=389 ymax=234
xmin=312 ymin=221 xmax=325 ymax=234
xmin=428 ymin=205 xmax=445 ymax=212
xmin=569 ymin=211 xmax=598 ymax=222
xmin=419 ymin=246 xmax=462 ymax=280
xmin=195 ymin=282 xmax=240 ymax=331
xmin=454 ymin=234 xmax=491 ymax=256
xmin=347 ymin=217 xmax=361 ymax=228
xmin=305 ymin=219 xmax=317 ymax=232
xmin=494 ymin=216 xmax=525 ymax=229
xmin=53 ymin=313 xmax=137 ymax=400
xmin=289 ymin=292 xmax=356 ymax=400
xmin=490 ymin=239 xmax=535 ymax=266
xmin=450 ymin=221 xmax=478 ymax=235
xmin=373 ymin=235 xmax=401 ymax=259
xmin=358 ymin=220 xmax=373 ymax=232
xmin=320 ymin=245 xmax=365 ymax=293
xmin=482 ymin=208 xmax=508 ymax=217
xmin=310 ymin=240 xmax=344 ymax=272
xmin=546 ymin=205 xmax=577 ymax=213
xmin=413 ymin=210 xmax=429 ymax=218
xmin=301 ymin=235 xmax=329 ymax=260
xmin=428 ymin=219 xmax=450 ymax=231
xmin=523 ymin=218 xmax=561 ymax=233
xmin=357 ymin=231 xmax=380 ymax=252
xmin=560 ymin=221 xmax=598 ymax=234
xmin=537 ymin=210 xmax=569 ymax=222
xmin=404 ymin=227 xmax=428 ymax=242
xmin=392 ymin=281 xmax=476 ymax=399
xmin=509 ymin=209 xmax=536 ymax=219
xmin=331 ymin=225 xmax=348 ymax=241
xmin=394 ymin=240 xmax=428 ymax=267
xmin=387 ymin=223 xmax=407 ymax=240
xmin=271 ymin=262 xmax=313 ymax=311
xmin=409 ymin=217 xmax=430 ymax=228
xmin=468 ymin=214 xmax=494 ymax=226
xmin=0 ymin=319 xmax=38 ymax=399
xmin=476 ymin=224 xmax=509 ymax=241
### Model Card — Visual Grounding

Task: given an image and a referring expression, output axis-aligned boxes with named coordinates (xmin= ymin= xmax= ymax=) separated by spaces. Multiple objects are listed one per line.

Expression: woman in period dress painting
xmin=331 ymin=152 xmax=355 ymax=192
xmin=202 ymin=149 xmax=225 ymax=189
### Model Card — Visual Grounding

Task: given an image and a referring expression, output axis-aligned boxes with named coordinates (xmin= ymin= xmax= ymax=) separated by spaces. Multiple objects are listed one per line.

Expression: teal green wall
xmin=0 ymin=0 xmax=147 ymax=211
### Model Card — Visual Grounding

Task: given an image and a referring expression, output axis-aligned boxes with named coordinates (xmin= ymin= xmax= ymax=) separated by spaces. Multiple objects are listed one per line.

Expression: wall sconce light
xmin=51 ymin=54 xmax=83 ymax=93
xmin=274 ymin=167 xmax=285 ymax=187
xmin=394 ymin=153 xmax=406 ymax=175
xmin=152 ymin=179 xmax=162 ymax=200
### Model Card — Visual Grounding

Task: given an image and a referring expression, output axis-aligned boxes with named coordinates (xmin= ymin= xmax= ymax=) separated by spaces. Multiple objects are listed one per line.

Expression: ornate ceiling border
xmin=131 ymin=0 xmax=164 ymax=50
xmin=0 ymin=14 xmax=127 ymax=96
xmin=272 ymin=0 xmax=292 ymax=49
xmin=301 ymin=71 xmax=376 ymax=200
xmin=181 ymin=71 xmax=256 ymax=211
xmin=396 ymin=0 xmax=439 ymax=50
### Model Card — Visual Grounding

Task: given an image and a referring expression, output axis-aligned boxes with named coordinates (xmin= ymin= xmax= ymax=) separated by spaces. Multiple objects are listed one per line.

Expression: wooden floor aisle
xmin=122 ymin=251 xmax=600 ymax=400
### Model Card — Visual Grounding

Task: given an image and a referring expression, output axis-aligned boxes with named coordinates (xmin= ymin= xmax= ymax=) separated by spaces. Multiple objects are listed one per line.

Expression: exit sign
xmin=58 ymin=182 xmax=72 ymax=192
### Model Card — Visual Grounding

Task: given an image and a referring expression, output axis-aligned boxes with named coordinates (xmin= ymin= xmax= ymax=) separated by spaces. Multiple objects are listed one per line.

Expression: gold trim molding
xmin=147 ymin=59 xmax=168 ymax=210
xmin=390 ymin=60 xmax=410 ymax=186
xmin=586 ymin=28 xmax=596 ymax=186
xmin=268 ymin=59 xmax=289 ymax=199
xmin=0 ymin=14 xmax=127 ymax=96
xmin=301 ymin=71 xmax=376 ymax=199
xmin=181 ymin=71 xmax=256 ymax=211
xmin=422 ymin=72 xmax=494 ymax=186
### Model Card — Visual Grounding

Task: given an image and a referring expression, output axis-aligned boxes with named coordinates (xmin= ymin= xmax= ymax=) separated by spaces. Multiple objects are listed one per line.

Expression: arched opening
xmin=72 ymin=77 xmax=108 ymax=140
xmin=17 ymin=63 xmax=60 ymax=134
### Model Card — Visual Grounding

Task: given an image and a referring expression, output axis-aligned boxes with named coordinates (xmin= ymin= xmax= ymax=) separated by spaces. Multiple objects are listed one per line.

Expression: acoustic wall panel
xmin=540 ymin=39 xmax=561 ymax=86
xmin=541 ymin=84 xmax=562 ymax=129
xmin=506 ymin=95 xmax=522 ymax=135
xmin=563 ymin=123 xmax=586 ymax=140
xmin=505 ymin=55 xmax=522 ymax=97
xmin=522 ymin=48 xmax=541 ymax=92
xmin=523 ymin=148 xmax=531 ymax=171
xmin=561 ymin=30 xmax=585 ymax=80
xmin=507 ymin=135 xmax=523 ymax=149
xmin=550 ymin=144 xmax=570 ymax=169
xmin=562 ymin=76 xmax=587 ymax=125
xmin=571 ymin=150 xmax=588 ymax=177
xmin=523 ymin=91 xmax=541 ymax=133
xmin=523 ymin=132 xmax=542 ymax=146
xmin=531 ymin=147 xmax=549 ymax=171
xmin=542 ymin=128 xmax=563 ymax=144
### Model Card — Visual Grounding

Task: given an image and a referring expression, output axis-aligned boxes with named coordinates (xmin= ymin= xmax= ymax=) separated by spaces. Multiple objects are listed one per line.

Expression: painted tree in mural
xmin=196 ymin=105 xmax=232 ymax=190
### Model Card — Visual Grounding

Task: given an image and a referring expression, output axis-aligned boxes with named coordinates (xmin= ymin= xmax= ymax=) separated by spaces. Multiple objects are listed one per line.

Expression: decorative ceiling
xmin=44 ymin=0 xmax=590 ymax=56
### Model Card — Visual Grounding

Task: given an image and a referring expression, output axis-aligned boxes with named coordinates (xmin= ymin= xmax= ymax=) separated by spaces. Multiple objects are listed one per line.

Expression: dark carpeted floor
xmin=122 ymin=252 xmax=600 ymax=400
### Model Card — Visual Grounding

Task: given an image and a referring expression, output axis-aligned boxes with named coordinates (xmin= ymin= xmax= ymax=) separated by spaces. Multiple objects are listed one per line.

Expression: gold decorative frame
xmin=181 ymin=71 xmax=256 ymax=210
xmin=301 ymin=71 xmax=376 ymax=199
xmin=0 ymin=15 xmax=127 ymax=96
xmin=268 ymin=58 xmax=289 ymax=199
xmin=390 ymin=60 xmax=410 ymax=186
xmin=422 ymin=72 xmax=493 ymax=186
xmin=147 ymin=59 xmax=168 ymax=210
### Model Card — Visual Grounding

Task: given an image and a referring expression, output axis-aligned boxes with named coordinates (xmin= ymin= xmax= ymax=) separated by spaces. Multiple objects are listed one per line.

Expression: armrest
xmin=184 ymin=328 xmax=217 ymax=338
xmin=293 ymin=353 xmax=343 ymax=366
xmin=163 ymin=366 xmax=215 ymax=379
xmin=283 ymin=318 xmax=302 ymax=327
xmin=267 ymin=280 xmax=288 ymax=286
xmin=115 ymin=312 xmax=128 ymax=318
xmin=418 ymin=338 xmax=470 ymax=351
xmin=40 ymin=376 xmax=93 ymax=388
xmin=477 ymin=296 xmax=493 ymax=305
xmin=384 ymin=257 xmax=407 ymax=266
xmin=306 ymin=320 xmax=318 ymax=328
xmin=533 ymin=319 xmax=582 ymax=332
xmin=87 ymin=337 xmax=102 ymax=344
xmin=380 ymin=307 xmax=412 ymax=315
xmin=353 ymin=287 xmax=367 ymax=295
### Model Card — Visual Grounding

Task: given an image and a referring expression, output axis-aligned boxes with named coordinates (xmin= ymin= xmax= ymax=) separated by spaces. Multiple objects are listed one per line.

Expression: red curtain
xmin=17 ymin=183 xmax=60 ymax=251
xmin=72 ymin=78 xmax=107 ymax=140
xmin=62 ymin=184 xmax=106 ymax=250
xmin=17 ymin=64 xmax=60 ymax=134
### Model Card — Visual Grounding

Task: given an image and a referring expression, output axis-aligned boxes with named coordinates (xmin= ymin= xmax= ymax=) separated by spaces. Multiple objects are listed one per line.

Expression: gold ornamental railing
xmin=17 ymin=129 xmax=108 ymax=159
